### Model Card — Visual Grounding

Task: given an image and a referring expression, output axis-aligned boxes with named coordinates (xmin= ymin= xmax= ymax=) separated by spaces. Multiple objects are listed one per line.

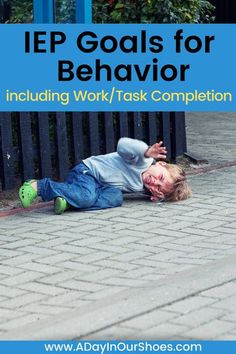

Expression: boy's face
xmin=142 ymin=162 xmax=173 ymax=200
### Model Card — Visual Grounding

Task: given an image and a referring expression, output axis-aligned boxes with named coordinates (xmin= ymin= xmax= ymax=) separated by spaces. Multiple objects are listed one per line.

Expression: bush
xmin=94 ymin=0 xmax=215 ymax=24
xmin=4 ymin=0 xmax=33 ymax=23
xmin=6 ymin=0 xmax=214 ymax=24
xmin=56 ymin=0 xmax=76 ymax=23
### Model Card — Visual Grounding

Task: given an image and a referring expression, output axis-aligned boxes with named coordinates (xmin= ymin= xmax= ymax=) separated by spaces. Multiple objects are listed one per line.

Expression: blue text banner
xmin=0 ymin=24 xmax=235 ymax=111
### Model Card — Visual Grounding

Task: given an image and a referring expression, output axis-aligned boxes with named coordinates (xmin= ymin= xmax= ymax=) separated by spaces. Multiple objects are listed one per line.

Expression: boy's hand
xmin=149 ymin=186 xmax=165 ymax=202
xmin=144 ymin=141 xmax=167 ymax=160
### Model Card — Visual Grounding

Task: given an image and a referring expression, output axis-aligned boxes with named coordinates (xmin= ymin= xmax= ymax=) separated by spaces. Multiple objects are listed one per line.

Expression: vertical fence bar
xmin=56 ymin=113 xmax=69 ymax=180
xmin=133 ymin=112 xmax=143 ymax=140
xmin=160 ymin=112 xmax=172 ymax=160
xmin=18 ymin=113 xmax=34 ymax=181
xmin=0 ymin=0 xmax=3 ymax=23
xmin=171 ymin=112 xmax=187 ymax=159
xmin=104 ymin=112 xmax=115 ymax=153
xmin=72 ymin=112 xmax=85 ymax=164
xmin=148 ymin=113 xmax=159 ymax=145
xmin=37 ymin=113 xmax=52 ymax=178
xmin=119 ymin=112 xmax=129 ymax=137
xmin=75 ymin=0 xmax=92 ymax=23
xmin=0 ymin=0 xmax=10 ymax=23
xmin=89 ymin=113 xmax=100 ymax=155
xmin=0 ymin=113 xmax=16 ymax=189
xmin=33 ymin=0 xmax=55 ymax=23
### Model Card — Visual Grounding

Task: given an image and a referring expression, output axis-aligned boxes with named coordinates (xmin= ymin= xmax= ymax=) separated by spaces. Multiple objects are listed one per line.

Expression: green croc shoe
xmin=19 ymin=180 xmax=37 ymax=208
xmin=54 ymin=197 xmax=69 ymax=215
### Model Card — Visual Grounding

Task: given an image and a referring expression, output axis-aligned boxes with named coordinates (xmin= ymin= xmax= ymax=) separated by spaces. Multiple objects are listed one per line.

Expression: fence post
xmin=210 ymin=0 xmax=236 ymax=23
xmin=0 ymin=0 xmax=3 ymax=23
xmin=18 ymin=113 xmax=35 ymax=181
xmin=33 ymin=0 xmax=55 ymax=23
xmin=161 ymin=113 xmax=172 ymax=160
xmin=171 ymin=112 xmax=187 ymax=159
xmin=0 ymin=113 xmax=16 ymax=189
xmin=75 ymin=0 xmax=92 ymax=23
xmin=0 ymin=0 xmax=10 ymax=23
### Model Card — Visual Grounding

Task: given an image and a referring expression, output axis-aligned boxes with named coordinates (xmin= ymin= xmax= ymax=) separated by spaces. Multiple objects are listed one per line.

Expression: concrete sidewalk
xmin=1 ymin=166 xmax=236 ymax=339
xmin=186 ymin=112 xmax=236 ymax=164
xmin=0 ymin=112 xmax=236 ymax=340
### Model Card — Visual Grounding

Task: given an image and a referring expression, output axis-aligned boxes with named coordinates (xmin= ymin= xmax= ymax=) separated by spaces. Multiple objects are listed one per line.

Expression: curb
xmin=187 ymin=160 xmax=236 ymax=175
xmin=0 ymin=201 xmax=53 ymax=218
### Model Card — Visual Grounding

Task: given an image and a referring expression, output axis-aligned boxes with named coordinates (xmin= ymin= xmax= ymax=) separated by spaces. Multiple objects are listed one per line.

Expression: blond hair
xmin=164 ymin=164 xmax=192 ymax=202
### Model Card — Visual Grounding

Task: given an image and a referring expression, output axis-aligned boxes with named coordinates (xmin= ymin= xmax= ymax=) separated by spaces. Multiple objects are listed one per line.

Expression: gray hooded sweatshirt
xmin=83 ymin=137 xmax=154 ymax=192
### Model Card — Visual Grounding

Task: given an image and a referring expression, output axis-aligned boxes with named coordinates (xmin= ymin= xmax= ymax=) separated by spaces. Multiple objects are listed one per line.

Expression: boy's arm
xmin=144 ymin=141 xmax=167 ymax=160
xmin=117 ymin=137 xmax=151 ymax=164
xmin=117 ymin=138 xmax=167 ymax=164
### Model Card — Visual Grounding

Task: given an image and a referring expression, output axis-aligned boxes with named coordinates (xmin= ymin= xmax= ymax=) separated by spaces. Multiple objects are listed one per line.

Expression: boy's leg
xmin=82 ymin=184 xmax=123 ymax=210
xmin=37 ymin=173 xmax=98 ymax=209
xmin=38 ymin=177 xmax=123 ymax=210
xmin=20 ymin=163 xmax=123 ymax=211
xmin=71 ymin=163 xmax=123 ymax=210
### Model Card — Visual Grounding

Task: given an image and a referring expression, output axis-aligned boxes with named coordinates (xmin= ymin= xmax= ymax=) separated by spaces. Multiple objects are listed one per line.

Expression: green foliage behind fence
xmin=5 ymin=0 xmax=214 ymax=24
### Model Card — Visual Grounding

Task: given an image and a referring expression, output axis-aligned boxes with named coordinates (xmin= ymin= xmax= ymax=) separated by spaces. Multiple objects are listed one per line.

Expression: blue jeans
xmin=37 ymin=163 xmax=123 ymax=210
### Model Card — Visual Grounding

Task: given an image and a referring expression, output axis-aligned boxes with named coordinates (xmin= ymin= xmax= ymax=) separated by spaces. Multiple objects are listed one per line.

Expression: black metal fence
xmin=210 ymin=0 xmax=236 ymax=23
xmin=0 ymin=0 xmax=10 ymax=23
xmin=0 ymin=112 xmax=186 ymax=191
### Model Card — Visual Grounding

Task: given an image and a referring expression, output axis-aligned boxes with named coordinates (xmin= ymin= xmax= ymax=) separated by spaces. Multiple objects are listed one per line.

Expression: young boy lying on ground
xmin=19 ymin=137 xmax=192 ymax=214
